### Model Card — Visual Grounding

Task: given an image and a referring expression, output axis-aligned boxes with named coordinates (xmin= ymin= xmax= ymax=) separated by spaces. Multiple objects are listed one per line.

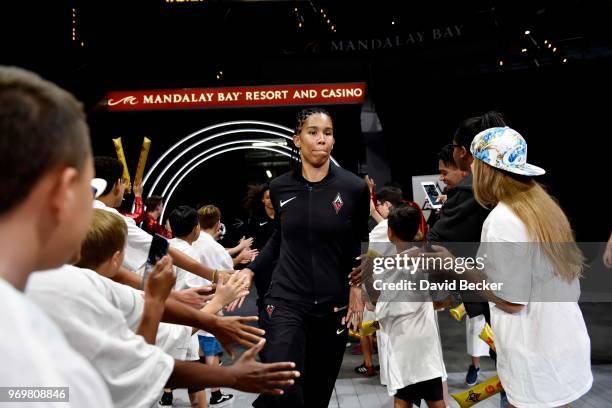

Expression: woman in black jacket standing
xmin=242 ymin=183 xmax=276 ymax=316
xmin=233 ymin=107 xmax=370 ymax=408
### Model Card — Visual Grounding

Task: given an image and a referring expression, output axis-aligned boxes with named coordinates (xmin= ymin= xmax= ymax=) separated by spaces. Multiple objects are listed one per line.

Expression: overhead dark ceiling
xmin=2 ymin=0 xmax=611 ymax=103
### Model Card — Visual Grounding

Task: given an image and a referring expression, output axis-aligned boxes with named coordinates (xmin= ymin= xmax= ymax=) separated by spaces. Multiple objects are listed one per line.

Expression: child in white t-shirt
xmin=0 ymin=67 xmax=113 ymax=407
xmin=168 ymin=205 xmax=217 ymax=407
xmin=374 ymin=205 xmax=446 ymax=408
xmin=191 ymin=204 xmax=240 ymax=406
xmin=77 ymin=209 xmax=192 ymax=359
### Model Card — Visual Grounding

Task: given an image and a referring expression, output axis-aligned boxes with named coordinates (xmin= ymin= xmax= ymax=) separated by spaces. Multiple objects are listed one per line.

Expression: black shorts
xmin=395 ymin=377 xmax=443 ymax=404
xmin=186 ymin=358 xmax=207 ymax=394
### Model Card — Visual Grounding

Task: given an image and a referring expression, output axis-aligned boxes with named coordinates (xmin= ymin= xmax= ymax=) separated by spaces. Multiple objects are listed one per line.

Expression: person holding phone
xmin=231 ymin=107 xmax=370 ymax=408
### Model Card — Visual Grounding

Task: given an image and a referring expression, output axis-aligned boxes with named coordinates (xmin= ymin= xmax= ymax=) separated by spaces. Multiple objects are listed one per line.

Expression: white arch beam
xmin=160 ymin=145 xmax=294 ymax=220
xmin=160 ymin=139 xmax=296 ymax=199
xmin=143 ymin=120 xmax=294 ymax=186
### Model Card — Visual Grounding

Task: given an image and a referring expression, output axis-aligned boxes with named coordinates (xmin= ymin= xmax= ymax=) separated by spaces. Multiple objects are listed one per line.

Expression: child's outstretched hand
xmin=215 ymin=272 xmax=249 ymax=309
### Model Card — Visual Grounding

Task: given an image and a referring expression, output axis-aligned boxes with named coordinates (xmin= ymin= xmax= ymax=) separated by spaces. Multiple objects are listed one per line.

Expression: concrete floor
xmin=168 ymin=292 xmax=612 ymax=407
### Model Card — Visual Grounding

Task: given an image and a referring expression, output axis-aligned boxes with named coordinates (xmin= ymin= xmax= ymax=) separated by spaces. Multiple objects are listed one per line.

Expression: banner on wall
xmin=102 ymin=82 xmax=366 ymax=111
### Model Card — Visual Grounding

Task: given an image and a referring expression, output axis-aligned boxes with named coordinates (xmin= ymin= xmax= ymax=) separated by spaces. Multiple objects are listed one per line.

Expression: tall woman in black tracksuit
xmin=237 ymin=108 xmax=370 ymax=408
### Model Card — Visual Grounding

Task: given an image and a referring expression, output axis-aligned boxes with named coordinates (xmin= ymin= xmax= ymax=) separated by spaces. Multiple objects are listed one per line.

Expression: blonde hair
xmin=76 ymin=209 xmax=127 ymax=270
xmin=473 ymin=159 xmax=583 ymax=282
xmin=197 ymin=205 xmax=221 ymax=230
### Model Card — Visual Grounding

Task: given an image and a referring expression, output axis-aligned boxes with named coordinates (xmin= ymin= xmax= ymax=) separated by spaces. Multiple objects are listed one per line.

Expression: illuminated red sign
xmin=103 ymin=83 xmax=366 ymax=111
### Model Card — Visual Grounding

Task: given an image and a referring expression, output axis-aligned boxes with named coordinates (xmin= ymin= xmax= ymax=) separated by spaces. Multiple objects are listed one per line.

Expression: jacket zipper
xmin=307 ymin=184 xmax=318 ymax=304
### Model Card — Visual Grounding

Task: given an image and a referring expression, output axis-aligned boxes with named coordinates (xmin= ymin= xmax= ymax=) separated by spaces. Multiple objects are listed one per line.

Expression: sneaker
xmin=210 ymin=392 xmax=234 ymax=405
xmin=354 ymin=363 xmax=376 ymax=377
xmin=159 ymin=391 xmax=173 ymax=406
xmin=499 ymin=390 xmax=509 ymax=408
xmin=465 ymin=365 xmax=480 ymax=386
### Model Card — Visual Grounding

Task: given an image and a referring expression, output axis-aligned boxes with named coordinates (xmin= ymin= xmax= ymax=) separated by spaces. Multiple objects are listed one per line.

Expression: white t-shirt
xmin=169 ymin=237 xmax=201 ymax=291
xmin=191 ymin=232 xmax=233 ymax=338
xmin=169 ymin=238 xmax=204 ymax=357
xmin=366 ymin=219 xmax=389 ymax=330
xmin=84 ymin=268 xmax=191 ymax=360
xmin=466 ymin=314 xmax=490 ymax=357
xmin=369 ymin=219 xmax=389 ymax=243
xmin=192 ymin=232 xmax=233 ymax=276
xmin=375 ymin=248 xmax=446 ymax=395
xmin=26 ymin=266 xmax=174 ymax=408
xmin=480 ymin=202 xmax=592 ymax=408
xmin=0 ymin=278 xmax=112 ymax=408
xmin=94 ymin=200 xmax=152 ymax=273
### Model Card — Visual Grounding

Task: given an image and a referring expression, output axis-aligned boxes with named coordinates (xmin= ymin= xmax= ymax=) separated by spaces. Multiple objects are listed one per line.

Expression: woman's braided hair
xmin=294 ymin=107 xmax=332 ymax=134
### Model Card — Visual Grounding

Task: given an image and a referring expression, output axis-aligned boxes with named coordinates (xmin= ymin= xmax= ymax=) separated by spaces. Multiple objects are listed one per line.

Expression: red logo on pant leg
xmin=266 ymin=305 xmax=275 ymax=317
xmin=332 ymin=193 xmax=344 ymax=214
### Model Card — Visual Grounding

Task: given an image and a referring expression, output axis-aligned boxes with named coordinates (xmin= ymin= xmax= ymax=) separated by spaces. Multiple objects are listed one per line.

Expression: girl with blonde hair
xmin=470 ymin=127 xmax=592 ymax=407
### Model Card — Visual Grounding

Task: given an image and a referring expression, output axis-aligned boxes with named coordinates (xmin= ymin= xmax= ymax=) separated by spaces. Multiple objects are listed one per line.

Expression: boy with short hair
xmin=169 ymin=205 xmax=203 ymax=291
xmin=168 ymin=205 xmax=217 ymax=407
xmin=143 ymin=195 xmax=173 ymax=238
xmin=0 ymin=66 xmax=112 ymax=407
xmin=192 ymin=205 xmax=239 ymax=405
xmin=375 ymin=205 xmax=446 ymax=408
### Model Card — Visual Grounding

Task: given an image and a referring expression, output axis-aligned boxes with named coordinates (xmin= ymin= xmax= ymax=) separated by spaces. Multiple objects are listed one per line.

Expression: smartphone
xmin=141 ymin=234 xmax=169 ymax=290
xmin=421 ymin=181 xmax=443 ymax=209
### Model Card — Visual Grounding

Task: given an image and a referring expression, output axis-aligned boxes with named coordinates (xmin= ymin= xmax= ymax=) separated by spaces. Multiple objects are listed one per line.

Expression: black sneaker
xmin=159 ymin=391 xmax=173 ymax=406
xmin=210 ymin=392 xmax=234 ymax=406
xmin=500 ymin=390 xmax=509 ymax=408
xmin=466 ymin=364 xmax=480 ymax=386
xmin=354 ymin=363 xmax=376 ymax=377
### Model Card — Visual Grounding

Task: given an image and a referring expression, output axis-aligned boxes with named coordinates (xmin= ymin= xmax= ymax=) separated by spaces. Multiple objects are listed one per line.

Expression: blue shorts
xmin=198 ymin=335 xmax=223 ymax=356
